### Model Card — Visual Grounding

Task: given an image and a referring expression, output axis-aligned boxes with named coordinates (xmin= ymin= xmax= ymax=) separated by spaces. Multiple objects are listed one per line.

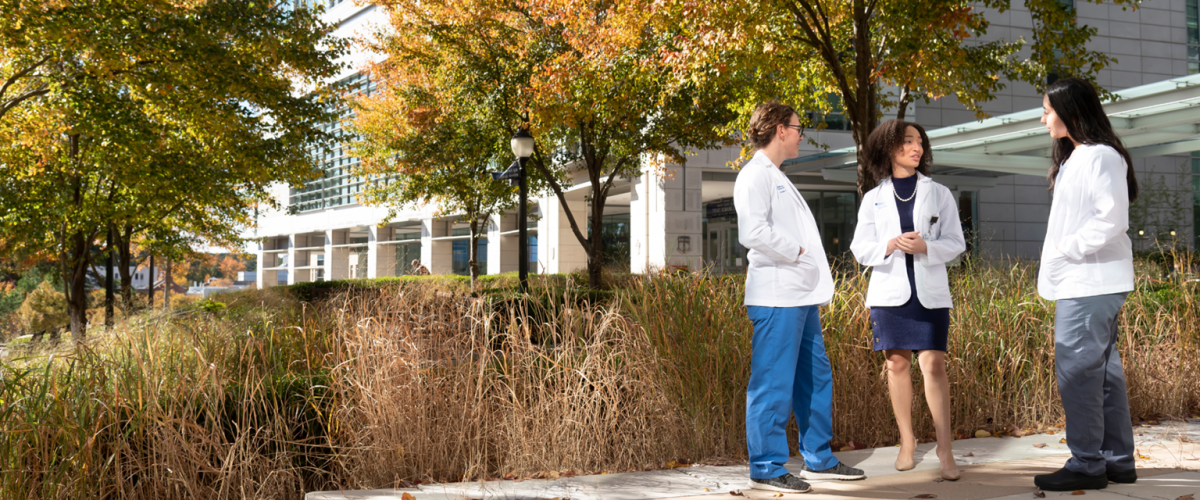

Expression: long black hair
xmin=861 ymin=119 xmax=932 ymax=193
xmin=1044 ymin=77 xmax=1138 ymax=201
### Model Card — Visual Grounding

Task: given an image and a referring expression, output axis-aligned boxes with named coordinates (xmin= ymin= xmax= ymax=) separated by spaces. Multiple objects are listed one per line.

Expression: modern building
xmin=253 ymin=0 xmax=1200 ymax=288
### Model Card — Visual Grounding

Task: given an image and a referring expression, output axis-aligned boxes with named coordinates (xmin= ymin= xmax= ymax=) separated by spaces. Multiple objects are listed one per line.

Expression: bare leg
xmin=886 ymin=350 xmax=916 ymax=471
xmin=918 ymin=350 xmax=959 ymax=479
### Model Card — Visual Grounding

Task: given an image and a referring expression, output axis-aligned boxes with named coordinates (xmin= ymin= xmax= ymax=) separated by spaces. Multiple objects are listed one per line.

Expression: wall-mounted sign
xmin=705 ymin=197 xmax=737 ymax=219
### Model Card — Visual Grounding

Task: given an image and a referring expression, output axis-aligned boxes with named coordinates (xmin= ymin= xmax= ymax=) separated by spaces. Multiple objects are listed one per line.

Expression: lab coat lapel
xmin=777 ymin=168 xmax=806 ymax=212
xmin=912 ymin=173 xmax=933 ymax=235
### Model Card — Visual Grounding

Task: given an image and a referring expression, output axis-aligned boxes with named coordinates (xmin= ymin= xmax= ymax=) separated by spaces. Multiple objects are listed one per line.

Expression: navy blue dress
xmin=870 ymin=175 xmax=951 ymax=352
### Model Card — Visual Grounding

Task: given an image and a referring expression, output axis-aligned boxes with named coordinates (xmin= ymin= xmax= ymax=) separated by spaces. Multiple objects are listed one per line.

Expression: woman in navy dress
xmin=850 ymin=120 xmax=966 ymax=481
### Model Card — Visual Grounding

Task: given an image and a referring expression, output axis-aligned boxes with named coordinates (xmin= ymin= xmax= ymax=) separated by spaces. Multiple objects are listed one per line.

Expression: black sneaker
xmin=1033 ymin=468 xmax=1107 ymax=491
xmin=1106 ymin=468 xmax=1137 ymax=484
xmin=799 ymin=462 xmax=866 ymax=481
xmin=748 ymin=473 xmax=812 ymax=493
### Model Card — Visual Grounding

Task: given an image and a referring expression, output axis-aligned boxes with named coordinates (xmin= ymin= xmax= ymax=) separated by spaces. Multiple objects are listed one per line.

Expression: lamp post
xmin=493 ymin=127 xmax=535 ymax=292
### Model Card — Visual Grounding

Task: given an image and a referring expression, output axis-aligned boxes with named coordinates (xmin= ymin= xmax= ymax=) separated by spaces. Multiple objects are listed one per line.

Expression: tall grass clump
xmin=0 ymin=258 xmax=1195 ymax=499
xmin=0 ymin=289 xmax=344 ymax=499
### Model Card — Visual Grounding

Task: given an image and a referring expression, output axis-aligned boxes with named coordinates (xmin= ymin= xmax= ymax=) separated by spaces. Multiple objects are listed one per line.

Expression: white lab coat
xmin=1038 ymin=144 xmax=1134 ymax=301
xmin=733 ymin=151 xmax=834 ymax=308
xmin=850 ymin=174 xmax=966 ymax=309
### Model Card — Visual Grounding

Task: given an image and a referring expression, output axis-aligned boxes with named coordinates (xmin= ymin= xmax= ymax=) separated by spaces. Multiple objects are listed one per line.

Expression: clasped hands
xmin=887 ymin=232 xmax=927 ymax=255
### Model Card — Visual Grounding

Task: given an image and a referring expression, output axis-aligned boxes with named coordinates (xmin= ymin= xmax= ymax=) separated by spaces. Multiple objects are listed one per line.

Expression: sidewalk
xmin=309 ymin=419 xmax=1200 ymax=500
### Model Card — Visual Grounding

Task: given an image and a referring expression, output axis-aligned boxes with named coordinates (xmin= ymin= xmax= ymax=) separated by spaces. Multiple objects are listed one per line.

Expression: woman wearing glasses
xmin=850 ymin=119 xmax=966 ymax=482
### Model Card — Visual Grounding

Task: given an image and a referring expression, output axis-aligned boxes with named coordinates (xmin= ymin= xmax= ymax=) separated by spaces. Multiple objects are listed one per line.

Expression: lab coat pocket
xmin=781 ymin=254 xmax=820 ymax=292
xmin=1044 ymin=249 xmax=1075 ymax=287
xmin=928 ymin=220 xmax=942 ymax=241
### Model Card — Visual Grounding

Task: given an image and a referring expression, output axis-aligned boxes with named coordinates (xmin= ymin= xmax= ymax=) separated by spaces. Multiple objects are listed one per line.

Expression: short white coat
xmin=733 ymin=151 xmax=834 ymax=307
xmin=850 ymin=173 xmax=966 ymax=309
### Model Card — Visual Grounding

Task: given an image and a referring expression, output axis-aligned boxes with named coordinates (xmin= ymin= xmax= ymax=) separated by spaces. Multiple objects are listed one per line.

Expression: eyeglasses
xmin=783 ymin=124 xmax=804 ymax=135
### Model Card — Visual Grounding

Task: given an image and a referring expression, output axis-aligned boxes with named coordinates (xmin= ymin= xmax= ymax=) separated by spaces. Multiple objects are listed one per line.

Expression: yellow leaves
xmin=974 ymin=430 xmax=992 ymax=438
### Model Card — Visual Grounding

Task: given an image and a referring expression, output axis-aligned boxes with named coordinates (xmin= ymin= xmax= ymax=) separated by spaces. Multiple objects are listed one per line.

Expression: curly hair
xmin=861 ymin=119 xmax=932 ymax=192
xmin=747 ymin=101 xmax=798 ymax=149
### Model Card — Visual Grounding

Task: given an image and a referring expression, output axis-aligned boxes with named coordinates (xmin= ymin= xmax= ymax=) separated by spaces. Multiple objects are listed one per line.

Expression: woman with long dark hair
xmin=1033 ymin=77 xmax=1139 ymax=492
xmin=850 ymin=119 xmax=966 ymax=482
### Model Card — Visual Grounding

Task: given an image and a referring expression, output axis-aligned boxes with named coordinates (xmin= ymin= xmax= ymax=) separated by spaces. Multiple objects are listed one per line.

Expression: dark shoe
xmin=1106 ymin=468 xmax=1137 ymax=484
xmin=748 ymin=473 xmax=811 ymax=493
xmin=799 ymin=462 xmax=866 ymax=481
xmin=1033 ymin=468 xmax=1107 ymax=491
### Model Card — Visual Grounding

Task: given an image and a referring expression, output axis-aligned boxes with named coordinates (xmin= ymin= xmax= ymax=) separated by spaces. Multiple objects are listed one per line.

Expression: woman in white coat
xmin=850 ymin=119 xmax=966 ymax=481
xmin=1031 ymin=77 xmax=1139 ymax=492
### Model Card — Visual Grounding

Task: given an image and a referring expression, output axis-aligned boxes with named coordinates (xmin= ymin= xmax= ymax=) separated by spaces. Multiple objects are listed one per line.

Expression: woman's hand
xmin=886 ymin=236 xmax=900 ymax=256
xmin=896 ymin=231 xmax=927 ymax=255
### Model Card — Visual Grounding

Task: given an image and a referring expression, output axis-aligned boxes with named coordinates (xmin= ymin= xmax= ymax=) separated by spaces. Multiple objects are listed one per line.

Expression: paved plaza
xmin=309 ymin=419 xmax=1200 ymax=500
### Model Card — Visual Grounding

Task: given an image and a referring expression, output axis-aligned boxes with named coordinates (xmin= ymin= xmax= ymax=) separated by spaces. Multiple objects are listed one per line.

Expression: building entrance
xmin=702 ymin=216 xmax=748 ymax=275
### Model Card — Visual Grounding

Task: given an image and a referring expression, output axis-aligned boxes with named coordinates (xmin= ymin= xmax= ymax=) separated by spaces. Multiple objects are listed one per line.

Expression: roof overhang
xmin=785 ymin=73 xmax=1200 ymax=181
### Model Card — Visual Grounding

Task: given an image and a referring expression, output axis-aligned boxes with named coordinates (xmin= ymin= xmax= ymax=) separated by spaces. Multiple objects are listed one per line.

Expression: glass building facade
xmin=290 ymin=72 xmax=377 ymax=212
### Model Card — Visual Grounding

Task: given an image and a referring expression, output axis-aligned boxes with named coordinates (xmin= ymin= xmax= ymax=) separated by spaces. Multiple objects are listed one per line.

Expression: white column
xmin=420 ymin=218 xmax=434 ymax=273
xmin=488 ymin=213 xmax=519 ymax=275
xmin=255 ymin=240 xmax=266 ymax=289
xmin=630 ymin=158 xmax=704 ymax=273
xmin=428 ymin=217 xmax=454 ymax=274
xmin=286 ymin=234 xmax=298 ymax=285
xmin=367 ymin=225 xmax=396 ymax=278
xmin=539 ymin=194 xmax=587 ymax=274
xmin=327 ymin=229 xmax=352 ymax=281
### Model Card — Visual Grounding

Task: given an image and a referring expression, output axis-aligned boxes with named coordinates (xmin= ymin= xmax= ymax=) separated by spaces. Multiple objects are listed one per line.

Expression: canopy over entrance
xmin=786 ymin=73 xmax=1200 ymax=189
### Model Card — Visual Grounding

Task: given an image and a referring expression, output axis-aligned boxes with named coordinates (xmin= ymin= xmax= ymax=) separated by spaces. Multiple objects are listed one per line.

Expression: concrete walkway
xmin=309 ymin=419 xmax=1200 ymax=500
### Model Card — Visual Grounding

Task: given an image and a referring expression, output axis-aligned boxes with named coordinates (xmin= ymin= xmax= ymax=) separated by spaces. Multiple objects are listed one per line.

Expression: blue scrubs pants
xmin=746 ymin=305 xmax=839 ymax=479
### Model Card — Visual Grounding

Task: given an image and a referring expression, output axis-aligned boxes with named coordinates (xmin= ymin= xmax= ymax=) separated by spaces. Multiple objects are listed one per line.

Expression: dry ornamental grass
xmin=0 ymin=257 xmax=1195 ymax=499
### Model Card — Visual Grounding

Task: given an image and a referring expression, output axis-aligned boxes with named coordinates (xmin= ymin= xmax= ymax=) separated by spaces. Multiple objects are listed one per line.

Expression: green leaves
xmin=0 ymin=0 xmax=346 ymax=337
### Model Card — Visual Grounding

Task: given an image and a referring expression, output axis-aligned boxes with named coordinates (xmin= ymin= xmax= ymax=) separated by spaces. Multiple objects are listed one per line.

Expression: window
xmin=587 ymin=213 xmax=631 ymax=269
xmin=805 ymin=95 xmax=852 ymax=131
xmin=1192 ymin=152 xmax=1199 ymax=249
xmin=1189 ymin=0 xmax=1199 ymax=74
xmin=289 ymin=72 xmax=379 ymax=212
xmin=452 ymin=239 xmax=488 ymax=275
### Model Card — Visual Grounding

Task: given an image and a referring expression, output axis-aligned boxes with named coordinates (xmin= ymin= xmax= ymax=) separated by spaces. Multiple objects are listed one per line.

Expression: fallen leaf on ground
xmin=1034 ymin=491 xmax=1045 ymax=498
xmin=729 ymin=491 xmax=743 ymax=496
xmin=839 ymin=446 xmax=854 ymax=451
xmin=975 ymin=430 xmax=992 ymax=438
xmin=1138 ymin=454 xmax=1152 ymax=460
xmin=1071 ymin=490 xmax=1085 ymax=496
xmin=963 ymin=452 xmax=975 ymax=457
xmin=773 ymin=493 xmax=783 ymax=497
xmin=702 ymin=488 xmax=710 ymax=492
xmin=402 ymin=494 xmax=416 ymax=500
xmin=1060 ymin=438 xmax=1067 ymax=443
xmin=911 ymin=495 xmax=937 ymax=499
xmin=1176 ymin=495 xmax=1194 ymax=500
xmin=1033 ymin=443 xmax=1048 ymax=448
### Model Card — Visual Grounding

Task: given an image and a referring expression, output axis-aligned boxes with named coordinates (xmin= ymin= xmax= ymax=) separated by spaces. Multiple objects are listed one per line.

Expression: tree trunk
xmin=66 ymin=229 xmax=90 ymax=341
xmin=588 ymin=186 xmax=606 ymax=289
xmin=148 ymin=254 xmax=155 ymax=308
xmin=105 ymin=224 xmax=114 ymax=330
xmin=896 ymin=84 xmax=911 ymax=121
xmin=164 ymin=259 xmax=171 ymax=308
xmin=65 ymin=133 xmax=88 ymax=342
xmin=851 ymin=0 xmax=879 ymax=196
xmin=468 ymin=217 xmax=480 ymax=289
xmin=117 ymin=224 xmax=135 ymax=311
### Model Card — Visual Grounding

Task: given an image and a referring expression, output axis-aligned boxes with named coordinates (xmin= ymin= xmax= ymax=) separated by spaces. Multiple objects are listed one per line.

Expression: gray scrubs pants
xmin=1055 ymin=292 xmax=1135 ymax=476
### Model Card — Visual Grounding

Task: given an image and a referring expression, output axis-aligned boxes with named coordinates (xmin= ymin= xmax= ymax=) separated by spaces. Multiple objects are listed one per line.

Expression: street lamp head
xmin=511 ymin=128 xmax=534 ymax=159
